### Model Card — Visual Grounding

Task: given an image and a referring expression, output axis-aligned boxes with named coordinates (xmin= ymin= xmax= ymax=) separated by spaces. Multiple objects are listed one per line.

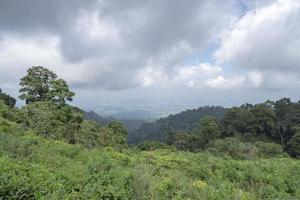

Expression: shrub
xmin=255 ymin=141 xmax=286 ymax=158
xmin=209 ymin=137 xmax=258 ymax=159
xmin=137 ymin=141 xmax=171 ymax=151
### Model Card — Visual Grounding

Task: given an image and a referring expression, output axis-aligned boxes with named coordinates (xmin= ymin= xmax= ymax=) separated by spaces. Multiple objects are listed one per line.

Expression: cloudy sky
xmin=1 ymin=0 xmax=300 ymax=116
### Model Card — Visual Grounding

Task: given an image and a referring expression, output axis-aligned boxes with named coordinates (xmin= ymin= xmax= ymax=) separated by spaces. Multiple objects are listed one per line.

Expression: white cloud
xmin=173 ymin=63 xmax=222 ymax=87
xmin=0 ymin=35 xmax=60 ymax=85
xmin=74 ymin=10 xmax=121 ymax=46
xmin=137 ymin=63 xmax=222 ymax=88
xmin=247 ymin=71 xmax=263 ymax=88
xmin=215 ymin=0 xmax=300 ymax=71
xmin=204 ymin=75 xmax=245 ymax=89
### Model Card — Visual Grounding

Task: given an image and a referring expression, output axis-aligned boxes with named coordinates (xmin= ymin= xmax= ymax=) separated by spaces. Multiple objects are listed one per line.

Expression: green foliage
xmin=209 ymin=137 xmax=258 ymax=159
xmin=255 ymin=141 xmax=286 ymax=158
xmin=49 ymin=78 xmax=75 ymax=106
xmin=108 ymin=121 xmax=128 ymax=145
xmin=0 ymin=100 xmax=9 ymax=117
xmin=133 ymin=106 xmax=227 ymax=143
xmin=0 ymin=88 xmax=16 ymax=107
xmin=0 ymin=101 xmax=23 ymax=134
xmin=209 ymin=137 xmax=285 ymax=159
xmin=286 ymin=131 xmax=300 ymax=158
xmin=19 ymin=66 xmax=57 ymax=103
xmin=223 ymin=104 xmax=276 ymax=139
xmin=137 ymin=141 xmax=172 ymax=151
xmin=197 ymin=116 xmax=221 ymax=144
xmin=273 ymin=98 xmax=300 ymax=146
xmin=20 ymin=101 xmax=82 ymax=141
xmin=168 ymin=132 xmax=204 ymax=151
xmin=1 ymin=130 xmax=299 ymax=199
xmin=19 ymin=66 xmax=74 ymax=105
xmin=18 ymin=101 xmax=128 ymax=148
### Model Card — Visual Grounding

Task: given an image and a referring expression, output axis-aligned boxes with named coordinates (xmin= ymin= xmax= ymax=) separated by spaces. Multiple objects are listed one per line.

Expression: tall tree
xmin=273 ymin=98 xmax=300 ymax=146
xmin=197 ymin=116 xmax=221 ymax=144
xmin=249 ymin=104 xmax=276 ymax=138
xmin=286 ymin=130 xmax=300 ymax=158
xmin=223 ymin=107 xmax=254 ymax=136
xmin=19 ymin=66 xmax=74 ymax=105
xmin=108 ymin=122 xmax=128 ymax=145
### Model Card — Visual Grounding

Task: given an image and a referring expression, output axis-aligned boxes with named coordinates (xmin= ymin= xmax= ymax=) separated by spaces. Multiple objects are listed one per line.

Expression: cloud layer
xmin=1 ymin=0 xmax=300 ymax=111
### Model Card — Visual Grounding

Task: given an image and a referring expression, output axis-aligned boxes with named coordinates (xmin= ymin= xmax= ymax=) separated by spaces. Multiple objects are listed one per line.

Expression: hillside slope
xmin=131 ymin=106 xmax=227 ymax=143
xmin=84 ymin=111 xmax=145 ymax=142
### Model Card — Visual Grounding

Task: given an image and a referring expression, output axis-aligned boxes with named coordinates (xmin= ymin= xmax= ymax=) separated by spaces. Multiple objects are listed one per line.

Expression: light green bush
xmin=0 ymin=131 xmax=299 ymax=199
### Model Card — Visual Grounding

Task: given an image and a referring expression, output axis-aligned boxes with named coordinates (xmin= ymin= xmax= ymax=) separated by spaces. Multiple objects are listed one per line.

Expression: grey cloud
xmin=0 ymin=0 xmax=96 ymax=34
xmin=0 ymin=0 xmax=236 ymax=90
xmin=3 ymin=0 xmax=300 ymax=114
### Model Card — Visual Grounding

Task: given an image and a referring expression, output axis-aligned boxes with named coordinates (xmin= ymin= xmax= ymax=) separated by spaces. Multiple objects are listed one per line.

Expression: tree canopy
xmin=19 ymin=66 xmax=74 ymax=105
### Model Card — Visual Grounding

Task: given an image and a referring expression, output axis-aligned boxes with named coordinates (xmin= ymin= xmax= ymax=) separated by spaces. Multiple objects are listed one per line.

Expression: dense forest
xmin=1 ymin=66 xmax=300 ymax=199
xmin=130 ymin=106 xmax=227 ymax=143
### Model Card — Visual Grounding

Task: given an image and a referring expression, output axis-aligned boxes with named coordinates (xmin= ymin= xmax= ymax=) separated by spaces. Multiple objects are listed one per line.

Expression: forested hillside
xmin=0 ymin=66 xmax=300 ymax=199
xmin=85 ymin=111 xmax=145 ymax=143
xmin=131 ymin=100 xmax=300 ymax=159
xmin=85 ymin=111 xmax=116 ymax=125
xmin=131 ymin=106 xmax=227 ymax=143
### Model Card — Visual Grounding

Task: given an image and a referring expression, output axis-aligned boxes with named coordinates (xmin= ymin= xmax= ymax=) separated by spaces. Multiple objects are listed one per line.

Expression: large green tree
xmin=286 ymin=130 xmax=300 ymax=158
xmin=107 ymin=122 xmax=128 ymax=145
xmin=197 ymin=116 xmax=221 ymax=145
xmin=250 ymin=104 xmax=276 ymax=138
xmin=19 ymin=66 xmax=74 ymax=105
xmin=223 ymin=107 xmax=254 ymax=136
xmin=272 ymin=98 xmax=300 ymax=146
xmin=223 ymin=104 xmax=276 ymax=140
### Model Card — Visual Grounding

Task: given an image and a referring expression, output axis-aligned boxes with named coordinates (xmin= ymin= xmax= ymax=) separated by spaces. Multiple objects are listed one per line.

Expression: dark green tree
xmin=250 ymin=104 xmax=276 ymax=138
xmin=286 ymin=128 xmax=300 ymax=158
xmin=273 ymin=98 xmax=300 ymax=146
xmin=197 ymin=116 xmax=221 ymax=145
xmin=223 ymin=104 xmax=276 ymax=140
xmin=0 ymin=89 xmax=16 ymax=107
xmin=223 ymin=107 xmax=254 ymax=136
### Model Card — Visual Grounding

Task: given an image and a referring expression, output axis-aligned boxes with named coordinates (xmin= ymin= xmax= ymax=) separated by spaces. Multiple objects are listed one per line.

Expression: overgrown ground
xmin=1 ymin=131 xmax=299 ymax=200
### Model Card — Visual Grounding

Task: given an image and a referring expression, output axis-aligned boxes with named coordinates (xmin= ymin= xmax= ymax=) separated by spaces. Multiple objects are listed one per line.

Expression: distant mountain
xmin=84 ymin=111 xmax=115 ymax=125
xmin=130 ymin=106 xmax=227 ymax=144
xmin=109 ymin=110 xmax=156 ymax=120
xmin=84 ymin=111 xmax=145 ymax=143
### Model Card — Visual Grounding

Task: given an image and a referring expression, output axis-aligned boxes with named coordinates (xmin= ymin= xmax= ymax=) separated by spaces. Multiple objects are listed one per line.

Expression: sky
xmin=1 ymin=0 xmax=300 ymax=117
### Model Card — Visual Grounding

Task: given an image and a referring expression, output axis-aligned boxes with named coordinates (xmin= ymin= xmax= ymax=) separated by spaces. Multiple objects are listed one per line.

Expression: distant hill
xmin=84 ymin=111 xmax=145 ymax=143
xmin=84 ymin=111 xmax=115 ymax=125
xmin=131 ymin=106 xmax=227 ymax=144
xmin=109 ymin=109 xmax=156 ymax=120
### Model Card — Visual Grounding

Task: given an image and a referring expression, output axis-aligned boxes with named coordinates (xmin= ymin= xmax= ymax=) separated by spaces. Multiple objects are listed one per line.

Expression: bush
xmin=209 ymin=137 xmax=258 ymax=159
xmin=137 ymin=141 xmax=171 ymax=151
xmin=0 ymin=132 xmax=300 ymax=199
xmin=255 ymin=141 xmax=286 ymax=158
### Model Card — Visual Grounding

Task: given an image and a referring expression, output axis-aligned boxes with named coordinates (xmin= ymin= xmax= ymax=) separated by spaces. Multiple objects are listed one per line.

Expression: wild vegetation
xmin=0 ymin=66 xmax=300 ymax=199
